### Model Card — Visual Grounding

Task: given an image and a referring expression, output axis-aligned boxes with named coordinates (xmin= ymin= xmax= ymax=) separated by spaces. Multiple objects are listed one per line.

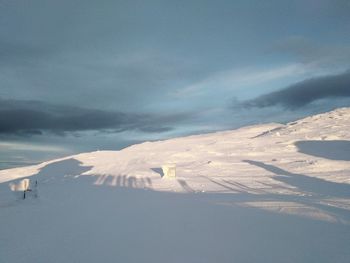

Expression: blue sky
xmin=1 ymin=0 xmax=350 ymax=168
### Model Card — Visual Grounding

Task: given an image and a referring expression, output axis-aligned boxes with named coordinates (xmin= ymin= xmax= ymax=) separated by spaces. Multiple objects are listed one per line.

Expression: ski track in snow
xmin=1 ymin=108 xmax=350 ymax=262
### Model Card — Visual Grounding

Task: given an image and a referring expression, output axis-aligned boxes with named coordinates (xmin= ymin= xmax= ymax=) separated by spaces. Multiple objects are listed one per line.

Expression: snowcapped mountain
xmin=1 ymin=107 xmax=350 ymax=263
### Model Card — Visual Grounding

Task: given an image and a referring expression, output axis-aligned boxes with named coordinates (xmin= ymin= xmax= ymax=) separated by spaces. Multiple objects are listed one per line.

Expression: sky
xmin=1 ymin=0 xmax=350 ymax=169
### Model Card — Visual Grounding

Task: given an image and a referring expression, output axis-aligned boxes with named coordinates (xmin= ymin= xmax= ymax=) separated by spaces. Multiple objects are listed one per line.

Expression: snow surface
xmin=1 ymin=108 xmax=350 ymax=262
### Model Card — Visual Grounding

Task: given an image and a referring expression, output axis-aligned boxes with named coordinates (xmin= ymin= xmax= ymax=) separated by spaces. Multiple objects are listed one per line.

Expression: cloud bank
xmin=239 ymin=70 xmax=350 ymax=109
xmin=0 ymin=98 xmax=187 ymax=136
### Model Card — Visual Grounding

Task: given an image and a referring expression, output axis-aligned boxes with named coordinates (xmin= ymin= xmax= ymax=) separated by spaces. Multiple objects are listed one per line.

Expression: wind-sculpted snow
xmin=1 ymin=108 xmax=350 ymax=262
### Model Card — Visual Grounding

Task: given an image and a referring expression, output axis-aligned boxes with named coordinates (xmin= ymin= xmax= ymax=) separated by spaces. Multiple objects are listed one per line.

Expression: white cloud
xmin=171 ymin=61 xmax=347 ymax=99
xmin=172 ymin=63 xmax=308 ymax=98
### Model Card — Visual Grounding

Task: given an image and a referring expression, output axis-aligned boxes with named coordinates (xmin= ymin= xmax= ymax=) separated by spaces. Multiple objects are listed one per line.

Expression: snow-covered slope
xmin=1 ymin=107 xmax=349 ymax=195
xmin=1 ymin=108 xmax=350 ymax=263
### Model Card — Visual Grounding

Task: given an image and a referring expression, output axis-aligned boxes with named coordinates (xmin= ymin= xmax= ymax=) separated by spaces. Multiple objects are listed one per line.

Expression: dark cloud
xmin=0 ymin=98 xmax=187 ymax=136
xmin=239 ymin=70 xmax=350 ymax=109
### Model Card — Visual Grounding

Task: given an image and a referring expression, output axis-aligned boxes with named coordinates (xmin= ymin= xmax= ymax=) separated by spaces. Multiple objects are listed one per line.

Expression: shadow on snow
xmin=295 ymin=140 xmax=350 ymax=161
